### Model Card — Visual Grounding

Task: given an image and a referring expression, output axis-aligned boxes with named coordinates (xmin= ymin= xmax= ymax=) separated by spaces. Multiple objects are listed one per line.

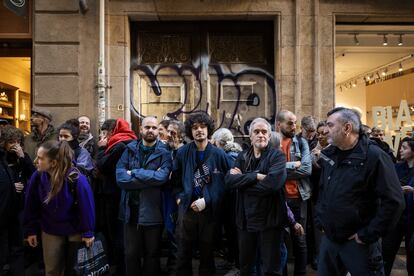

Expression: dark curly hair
xmin=58 ymin=119 xmax=80 ymax=141
xmin=401 ymin=137 xmax=414 ymax=152
xmin=184 ymin=111 xmax=215 ymax=140
xmin=0 ymin=125 xmax=24 ymax=147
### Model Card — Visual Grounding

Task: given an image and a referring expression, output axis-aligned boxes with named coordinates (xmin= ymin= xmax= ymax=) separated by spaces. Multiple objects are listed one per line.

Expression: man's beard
xmin=281 ymin=129 xmax=295 ymax=138
xmin=143 ymin=133 xmax=157 ymax=143
xmin=80 ymin=128 xmax=90 ymax=134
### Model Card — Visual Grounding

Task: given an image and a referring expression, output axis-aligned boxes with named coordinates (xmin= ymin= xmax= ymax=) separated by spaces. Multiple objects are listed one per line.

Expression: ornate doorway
xmin=131 ymin=21 xmax=275 ymax=141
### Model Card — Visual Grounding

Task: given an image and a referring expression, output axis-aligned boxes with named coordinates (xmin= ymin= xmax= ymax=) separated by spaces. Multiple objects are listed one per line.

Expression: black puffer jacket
xmin=0 ymin=149 xmax=15 ymax=227
xmin=315 ymin=135 xmax=405 ymax=244
xmin=225 ymin=146 xmax=287 ymax=232
xmin=96 ymin=141 xmax=133 ymax=196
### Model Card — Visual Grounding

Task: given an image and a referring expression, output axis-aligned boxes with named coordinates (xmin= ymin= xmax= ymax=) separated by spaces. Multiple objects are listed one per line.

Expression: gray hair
xmin=301 ymin=116 xmax=316 ymax=130
xmin=212 ymin=128 xmax=234 ymax=144
xmin=168 ymin=120 xmax=186 ymax=140
xmin=327 ymin=107 xmax=361 ymax=134
xmin=212 ymin=128 xmax=242 ymax=153
xmin=249 ymin=117 xmax=272 ymax=136
xmin=270 ymin=131 xmax=282 ymax=149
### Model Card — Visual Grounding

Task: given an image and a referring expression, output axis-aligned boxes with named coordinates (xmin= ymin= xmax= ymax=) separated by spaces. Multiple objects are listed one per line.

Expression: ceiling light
xmin=399 ymin=63 xmax=403 ymax=72
xmin=398 ymin=34 xmax=403 ymax=46
xmin=366 ymin=75 xmax=371 ymax=81
xmin=354 ymin=34 xmax=359 ymax=46
xmin=381 ymin=69 xmax=387 ymax=76
xmin=382 ymin=34 xmax=388 ymax=46
xmin=352 ymin=81 xmax=357 ymax=87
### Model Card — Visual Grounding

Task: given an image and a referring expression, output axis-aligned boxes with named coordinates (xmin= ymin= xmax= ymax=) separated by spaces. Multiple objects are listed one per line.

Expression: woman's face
xmin=399 ymin=142 xmax=414 ymax=162
xmin=5 ymin=139 xmax=19 ymax=152
xmin=316 ymin=126 xmax=328 ymax=146
xmin=59 ymin=129 xmax=74 ymax=142
xmin=35 ymin=147 xmax=55 ymax=172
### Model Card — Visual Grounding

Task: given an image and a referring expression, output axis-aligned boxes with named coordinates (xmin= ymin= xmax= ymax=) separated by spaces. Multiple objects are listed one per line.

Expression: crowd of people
xmin=0 ymin=105 xmax=412 ymax=276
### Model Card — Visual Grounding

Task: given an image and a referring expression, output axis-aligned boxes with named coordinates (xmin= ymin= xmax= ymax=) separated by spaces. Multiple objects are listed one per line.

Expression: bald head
xmin=141 ymin=116 xmax=159 ymax=145
xmin=276 ymin=110 xmax=297 ymax=138
xmin=142 ymin=116 xmax=158 ymax=126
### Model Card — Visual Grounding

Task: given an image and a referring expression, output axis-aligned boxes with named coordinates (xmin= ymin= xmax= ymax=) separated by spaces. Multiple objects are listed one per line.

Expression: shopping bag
xmin=74 ymin=233 xmax=110 ymax=275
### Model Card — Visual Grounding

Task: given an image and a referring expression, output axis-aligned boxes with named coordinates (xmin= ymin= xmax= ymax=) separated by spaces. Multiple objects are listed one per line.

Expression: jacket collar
xmin=127 ymin=139 xmax=167 ymax=165
xmin=323 ymin=134 xmax=370 ymax=160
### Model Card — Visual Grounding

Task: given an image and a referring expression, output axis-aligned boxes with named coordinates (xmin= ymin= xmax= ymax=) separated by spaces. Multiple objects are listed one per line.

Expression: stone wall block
xmin=35 ymin=45 xmax=78 ymax=73
xmin=34 ymin=76 xmax=79 ymax=105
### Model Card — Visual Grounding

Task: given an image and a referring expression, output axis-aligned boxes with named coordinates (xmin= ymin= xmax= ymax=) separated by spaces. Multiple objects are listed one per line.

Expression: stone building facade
xmin=32 ymin=0 xmax=414 ymax=134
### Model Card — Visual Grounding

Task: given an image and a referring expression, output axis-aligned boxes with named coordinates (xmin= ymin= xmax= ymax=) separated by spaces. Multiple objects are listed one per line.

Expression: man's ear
xmin=343 ymin=122 xmax=352 ymax=135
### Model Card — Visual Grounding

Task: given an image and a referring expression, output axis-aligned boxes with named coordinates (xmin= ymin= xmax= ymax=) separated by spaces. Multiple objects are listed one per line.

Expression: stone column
xmin=33 ymin=0 xmax=98 ymax=130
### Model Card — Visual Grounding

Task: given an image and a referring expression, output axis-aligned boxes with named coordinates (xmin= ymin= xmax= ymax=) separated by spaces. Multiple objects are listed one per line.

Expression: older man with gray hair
xmin=316 ymin=107 xmax=405 ymax=275
xmin=225 ymin=117 xmax=287 ymax=276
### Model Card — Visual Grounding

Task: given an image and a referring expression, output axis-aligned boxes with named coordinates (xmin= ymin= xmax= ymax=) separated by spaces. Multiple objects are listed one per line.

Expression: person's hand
xmin=10 ymin=144 xmax=24 ymax=158
xmin=82 ymin=237 xmax=95 ymax=248
xmin=126 ymin=170 xmax=132 ymax=176
xmin=348 ymin=233 xmax=365 ymax=244
xmin=294 ymin=161 xmax=301 ymax=168
xmin=176 ymin=198 xmax=181 ymax=205
xmin=402 ymin=185 xmax=414 ymax=194
xmin=312 ymin=148 xmax=321 ymax=159
xmin=191 ymin=198 xmax=206 ymax=212
xmin=293 ymin=223 xmax=305 ymax=236
xmin=27 ymin=235 xmax=38 ymax=247
xmin=14 ymin=182 xmax=24 ymax=193
xmin=230 ymin=167 xmax=242 ymax=175
xmin=98 ymin=137 xmax=108 ymax=147
xmin=257 ymin=173 xmax=266 ymax=181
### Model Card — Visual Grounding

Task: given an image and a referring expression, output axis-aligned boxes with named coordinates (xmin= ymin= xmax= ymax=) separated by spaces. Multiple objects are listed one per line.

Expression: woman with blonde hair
xmin=24 ymin=140 xmax=95 ymax=276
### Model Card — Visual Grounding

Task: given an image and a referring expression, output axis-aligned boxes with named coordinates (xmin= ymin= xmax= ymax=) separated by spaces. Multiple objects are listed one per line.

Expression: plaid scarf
xmin=193 ymin=163 xmax=210 ymax=199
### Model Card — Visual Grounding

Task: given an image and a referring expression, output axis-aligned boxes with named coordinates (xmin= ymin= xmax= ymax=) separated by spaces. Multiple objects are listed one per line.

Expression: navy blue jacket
xmin=116 ymin=140 xmax=172 ymax=225
xmin=172 ymin=142 xmax=231 ymax=217
xmin=395 ymin=162 xmax=414 ymax=226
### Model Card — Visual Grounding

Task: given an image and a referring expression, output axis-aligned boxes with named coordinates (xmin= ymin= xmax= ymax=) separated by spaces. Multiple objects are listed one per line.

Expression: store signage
xmin=372 ymin=100 xmax=413 ymax=156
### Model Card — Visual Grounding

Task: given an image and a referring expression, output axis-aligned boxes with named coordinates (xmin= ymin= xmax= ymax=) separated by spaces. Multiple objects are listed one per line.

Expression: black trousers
xmin=220 ymin=190 xmax=239 ymax=266
xmin=317 ymin=235 xmax=384 ymax=276
xmin=238 ymin=228 xmax=283 ymax=276
xmin=97 ymin=194 xmax=125 ymax=275
xmin=286 ymin=198 xmax=308 ymax=276
xmin=176 ymin=209 xmax=217 ymax=276
xmin=0 ymin=229 xmax=8 ymax=276
xmin=7 ymin=212 xmax=25 ymax=276
xmin=382 ymin=222 xmax=414 ymax=276
xmin=124 ymin=223 xmax=163 ymax=276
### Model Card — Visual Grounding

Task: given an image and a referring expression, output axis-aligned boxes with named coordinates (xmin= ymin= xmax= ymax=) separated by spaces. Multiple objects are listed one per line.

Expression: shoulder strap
xmin=67 ymin=174 xmax=78 ymax=206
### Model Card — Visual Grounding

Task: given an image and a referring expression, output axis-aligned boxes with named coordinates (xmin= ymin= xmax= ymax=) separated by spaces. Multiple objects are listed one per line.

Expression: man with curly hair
xmin=172 ymin=112 xmax=231 ymax=276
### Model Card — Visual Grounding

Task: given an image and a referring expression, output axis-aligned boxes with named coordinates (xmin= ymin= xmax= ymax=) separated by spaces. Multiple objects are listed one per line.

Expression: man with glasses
xmin=298 ymin=116 xmax=318 ymax=151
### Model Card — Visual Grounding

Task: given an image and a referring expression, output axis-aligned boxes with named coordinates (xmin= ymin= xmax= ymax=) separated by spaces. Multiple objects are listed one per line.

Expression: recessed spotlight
xmin=398 ymin=34 xmax=403 ymax=46
xmin=383 ymin=34 xmax=388 ymax=46
xmin=354 ymin=34 xmax=359 ymax=46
